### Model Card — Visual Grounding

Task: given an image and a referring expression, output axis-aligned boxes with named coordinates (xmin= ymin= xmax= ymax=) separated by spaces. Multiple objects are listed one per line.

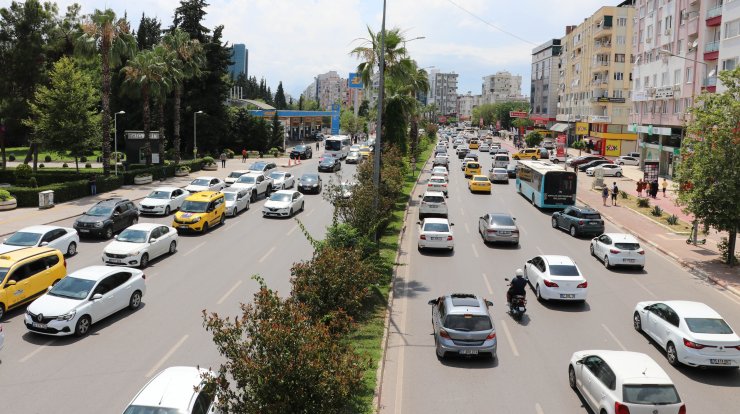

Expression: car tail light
xmin=447 ymin=236 xmax=453 ymax=241
xmin=142 ymin=274 xmax=146 ymax=280
xmin=578 ymin=220 xmax=584 ymax=225
xmin=439 ymin=329 xmax=450 ymax=339
xmin=443 ymin=183 xmax=447 ymax=187
xmin=735 ymin=345 xmax=740 ymax=351
xmin=420 ymin=235 xmax=426 ymax=240
xmin=610 ymin=249 xmax=621 ymax=254
xmin=428 ymin=183 xmax=432 ymax=186
xmin=614 ymin=402 xmax=630 ymax=414
xmin=543 ymin=280 xmax=559 ymax=288
xmin=486 ymin=331 xmax=497 ymax=340
xmin=638 ymin=250 xmax=645 ymax=255
xmin=577 ymin=281 xmax=588 ymax=288
xmin=487 ymin=229 xmax=496 ymax=233
xmin=63 ymin=258 xmax=67 ymax=268
xmin=683 ymin=338 xmax=705 ymax=349
xmin=678 ymin=404 xmax=686 ymax=414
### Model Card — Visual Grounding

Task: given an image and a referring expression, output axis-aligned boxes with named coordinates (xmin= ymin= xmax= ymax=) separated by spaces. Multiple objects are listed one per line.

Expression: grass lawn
xmin=4 ymin=147 xmax=103 ymax=163
xmin=594 ymin=189 xmax=693 ymax=234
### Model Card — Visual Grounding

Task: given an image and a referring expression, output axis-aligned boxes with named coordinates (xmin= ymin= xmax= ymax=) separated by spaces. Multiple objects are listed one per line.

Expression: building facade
xmin=482 ymin=71 xmax=525 ymax=104
xmin=457 ymin=92 xmax=483 ymax=121
xmin=301 ymin=71 xmax=350 ymax=110
xmin=530 ymin=39 xmax=562 ymax=127
xmin=228 ymin=44 xmax=248 ymax=79
xmin=428 ymin=69 xmax=459 ymax=116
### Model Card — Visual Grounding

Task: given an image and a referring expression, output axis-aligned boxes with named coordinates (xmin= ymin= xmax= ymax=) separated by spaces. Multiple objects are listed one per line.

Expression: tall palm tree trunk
xmin=173 ymin=84 xmax=182 ymax=163
xmin=142 ymin=86 xmax=152 ymax=166
xmin=158 ymin=98 xmax=166 ymax=165
xmin=101 ymin=44 xmax=112 ymax=176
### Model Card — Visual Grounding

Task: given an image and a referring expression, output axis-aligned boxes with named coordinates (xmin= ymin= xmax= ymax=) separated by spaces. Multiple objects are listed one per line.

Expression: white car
xmin=185 ymin=176 xmax=225 ymax=193
xmin=479 ymin=143 xmax=491 ymax=152
xmin=123 ymin=366 xmax=220 ymax=414
xmin=431 ymin=166 xmax=448 ymax=178
xmin=524 ymin=255 xmax=588 ymax=302
xmin=591 ymin=233 xmax=645 ymax=269
xmin=586 ymin=163 xmax=623 ymax=177
xmin=24 ymin=265 xmax=146 ymax=337
xmin=568 ymin=350 xmax=685 ymax=414
xmin=262 ymin=190 xmax=304 ymax=218
xmin=616 ymin=155 xmax=640 ymax=166
xmin=433 ymin=154 xmax=449 ymax=166
xmin=488 ymin=168 xmax=509 ymax=183
xmin=102 ymin=223 xmax=178 ymax=268
xmin=633 ymin=300 xmax=740 ymax=368
xmin=222 ymin=187 xmax=250 ymax=216
xmin=224 ymin=169 xmax=250 ymax=186
xmin=247 ymin=161 xmax=277 ymax=177
xmin=346 ymin=151 xmax=362 ymax=164
xmin=138 ymin=187 xmax=189 ymax=216
xmin=418 ymin=191 xmax=448 ymax=219
xmin=0 ymin=225 xmax=79 ymax=257
xmin=269 ymin=171 xmax=295 ymax=190
xmin=418 ymin=218 xmax=454 ymax=251
xmin=427 ymin=176 xmax=448 ymax=196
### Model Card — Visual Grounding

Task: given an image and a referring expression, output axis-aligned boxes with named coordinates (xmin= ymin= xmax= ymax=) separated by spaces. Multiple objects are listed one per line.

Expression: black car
xmin=318 ymin=156 xmax=341 ymax=172
xmin=298 ymin=173 xmax=323 ymax=194
xmin=73 ymin=198 xmax=139 ymax=239
xmin=506 ymin=162 xmax=518 ymax=178
xmin=551 ymin=205 xmax=605 ymax=237
xmin=578 ymin=159 xmax=610 ymax=172
xmin=290 ymin=145 xmax=313 ymax=160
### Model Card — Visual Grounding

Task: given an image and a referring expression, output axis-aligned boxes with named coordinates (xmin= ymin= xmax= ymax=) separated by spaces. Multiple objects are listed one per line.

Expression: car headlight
xmin=56 ymin=310 xmax=76 ymax=321
xmin=311 ymin=183 xmax=318 ymax=187
xmin=94 ymin=222 xmax=104 ymax=228
xmin=192 ymin=216 xmax=201 ymax=223
xmin=128 ymin=250 xmax=141 ymax=256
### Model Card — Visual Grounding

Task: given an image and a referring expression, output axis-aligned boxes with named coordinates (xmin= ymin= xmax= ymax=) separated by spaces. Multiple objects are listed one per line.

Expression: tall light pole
xmin=194 ymin=110 xmax=204 ymax=159
xmin=114 ymin=111 xmax=125 ymax=176
xmin=373 ymin=0 xmax=387 ymax=221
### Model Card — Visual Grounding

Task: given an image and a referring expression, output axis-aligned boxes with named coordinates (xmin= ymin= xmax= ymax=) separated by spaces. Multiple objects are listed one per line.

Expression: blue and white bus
xmin=516 ymin=160 xmax=577 ymax=208
xmin=324 ymin=135 xmax=352 ymax=159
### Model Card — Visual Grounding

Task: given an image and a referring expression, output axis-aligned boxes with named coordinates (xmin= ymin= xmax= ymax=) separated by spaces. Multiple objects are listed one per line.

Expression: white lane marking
xmin=305 ymin=208 xmax=315 ymax=217
xmin=633 ymin=279 xmax=657 ymax=299
xmin=535 ymin=403 xmax=545 ymax=414
xmin=464 ymin=222 xmax=471 ymax=234
xmin=460 ymin=207 xmax=465 ymax=216
xmin=499 ymin=319 xmax=520 ymax=357
xmin=482 ymin=273 xmax=493 ymax=294
xmin=146 ymin=334 xmax=189 ymax=378
xmin=20 ymin=339 xmax=54 ymax=363
xmin=536 ymin=246 xmax=544 ymax=254
xmin=471 ymin=243 xmax=479 ymax=258
xmin=715 ymin=288 xmax=740 ymax=307
xmin=183 ymin=241 xmax=206 ymax=257
xmin=602 ymin=324 xmax=627 ymax=351
xmin=258 ymin=246 xmax=276 ymax=263
xmin=217 ymin=280 xmax=242 ymax=305
xmin=287 ymin=224 xmax=298 ymax=236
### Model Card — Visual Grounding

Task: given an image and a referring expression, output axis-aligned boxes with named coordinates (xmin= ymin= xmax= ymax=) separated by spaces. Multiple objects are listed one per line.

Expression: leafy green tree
xmin=269 ymin=111 xmax=283 ymax=150
xmin=76 ymin=8 xmax=137 ymax=175
xmin=358 ymin=99 xmax=370 ymax=117
xmin=525 ymin=131 xmax=543 ymax=148
xmin=676 ymin=67 xmax=740 ymax=265
xmin=513 ymin=117 xmax=534 ymax=130
xmin=24 ymin=57 xmax=100 ymax=172
xmin=202 ymin=276 xmax=366 ymax=414
xmin=136 ymin=13 xmax=161 ymax=50
xmin=571 ymin=139 xmax=586 ymax=155
xmin=274 ymin=81 xmax=288 ymax=109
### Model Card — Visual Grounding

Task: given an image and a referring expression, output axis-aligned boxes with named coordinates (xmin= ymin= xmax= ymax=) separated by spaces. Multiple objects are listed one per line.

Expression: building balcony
xmin=594 ymin=41 xmax=612 ymax=49
xmin=594 ymin=25 xmax=613 ymax=38
xmin=704 ymin=41 xmax=720 ymax=60
xmin=702 ymin=76 xmax=717 ymax=92
xmin=687 ymin=15 xmax=699 ymax=36
xmin=706 ymin=5 xmax=722 ymax=26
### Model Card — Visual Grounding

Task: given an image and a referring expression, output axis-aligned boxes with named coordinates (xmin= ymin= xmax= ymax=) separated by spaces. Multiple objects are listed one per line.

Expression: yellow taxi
xmin=0 ymin=247 xmax=67 ymax=320
xmin=468 ymin=175 xmax=492 ymax=193
xmin=358 ymin=146 xmax=372 ymax=160
xmin=512 ymin=148 xmax=541 ymax=160
xmin=468 ymin=138 xmax=479 ymax=149
xmin=172 ymin=191 xmax=225 ymax=233
xmin=464 ymin=161 xmax=482 ymax=178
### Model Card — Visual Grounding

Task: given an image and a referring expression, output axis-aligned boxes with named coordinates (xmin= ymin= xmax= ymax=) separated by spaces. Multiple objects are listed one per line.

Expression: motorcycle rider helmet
xmin=515 ymin=268 xmax=524 ymax=278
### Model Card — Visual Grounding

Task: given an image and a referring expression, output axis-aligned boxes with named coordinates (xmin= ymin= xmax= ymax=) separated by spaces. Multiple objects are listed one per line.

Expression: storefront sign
xmin=575 ymin=122 xmax=589 ymax=135
xmin=605 ymin=139 xmax=620 ymax=157
xmin=556 ymin=134 xmax=567 ymax=157
xmin=655 ymin=86 xmax=674 ymax=99
xmin=589 ymin=115 xmax=611 ymax=123
xmin=509 ymin=111 xmax=528 ymax=118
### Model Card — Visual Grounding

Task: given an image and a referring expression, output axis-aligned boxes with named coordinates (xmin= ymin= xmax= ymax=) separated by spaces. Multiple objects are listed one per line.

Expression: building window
xmin=615 ymin=72 xmax=624 ymax=80
xmin=661 ymin=71 xmax=669 ymax=86
xmin=636 ymin=78 xmax=641 ymax=90
xmin=677 ymin=39 xmax=682 ymax=55
xmin=665 ymin=15 xmax=672 ymax=30
xmin=615 ymin=53 xmax=626 ymax=62
xmin=726 ymin=19 xmax=740 ymax=39
xmin=674 ymin=99 xmax=680 ymax=113
xmin=644 ymin=76 xmax=650 ymax=87
xmin=617 ymin=17 xmax=628 ymax=26
xmin=614 ymin=89 xmax=624 ymax=98
xmin=679 ymin=8 xmax=686 ymax=26
xmin=647 ymin=24 xmax=653 ymax=39
xmin=674 ymin=69 xmax=681 ymax=85
xmin=617 ymin=35 xmax=626 ymax=45
xmin=722 ymin=57 xmax=738 ymax=71
xmin=652 ymin=74 xmax=657 ymax=86
xmin=686 ymin=67 xmax=692 ymax=83
xmin=661 ymin=101 xmax=667 ymax=114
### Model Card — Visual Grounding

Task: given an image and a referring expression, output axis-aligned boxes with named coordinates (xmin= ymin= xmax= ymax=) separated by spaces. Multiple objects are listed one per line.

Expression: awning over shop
xmin=549 ymin=123 xmax=569 ymax=132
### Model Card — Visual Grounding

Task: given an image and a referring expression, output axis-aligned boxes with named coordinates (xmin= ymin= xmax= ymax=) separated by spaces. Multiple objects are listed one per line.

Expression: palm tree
xmin=76 ymin=9 xmax=136 ymax=176
xmin=407 ymin=65 xmax=430 ymax=158
xmin=162 ymin=29 xmax=203 ymax=163
xmin=351 ymin=26 xmax=413 ymax=91
xmin=151 ymin=45 xmax=180 ymax=165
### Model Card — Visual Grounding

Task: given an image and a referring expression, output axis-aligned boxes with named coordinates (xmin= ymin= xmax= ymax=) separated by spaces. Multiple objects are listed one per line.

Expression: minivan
xmin=0 ymin=247 xmax=67 ymax=320
xmin=493 ymin=154 xmax=510 ymax=169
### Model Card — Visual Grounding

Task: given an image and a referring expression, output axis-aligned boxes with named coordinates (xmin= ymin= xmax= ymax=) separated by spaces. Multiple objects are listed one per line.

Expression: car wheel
xmin=300 ymin=201 xmax=304 ymax=212
xmin=551 ymin=159 xmax=559 ymax=164
xmin=531 ymin=156 xmax=537 ymax=160
xmin=220 ymin=214 xmax=225 ymax=226
xmin=536 ymin=284 xmax=544 ymax=301
xmin=589 ymin=244 xmax=595 ymax=256
xmin=202 ymin=222 xmax=209 ymax=234
xmin=570 ymin=226 xmax=578 ymax=237
xmin=75 ymin=315 xmax=92 ymax=337
xmin=169 ymin=241 xmax=177 ymax=255
xmin=633 ymin=312 xmax=642 ymax=332
xmin=615 ymin=171 xmax=622 ymax=177
xmin=251 ymin=191 xmax=257 ymax=203
xmin=129 ymin=290 xmax=142 ymax=310
xmin=0 ymin=304 xmax=5 ymax=321
xmin=568 ymin=365 xmax=577 ymax=390
xmin=164 ymin=206 xmax=170 ymax=216
xmin=67 ymin=241 xmax=77 ymax=257
xmin=265 ymin=187 xmax=271 ymax=198
xmin=139 ymin=253 xmax=149 ymax=269
xmin=618 ymin=162 xmax=624 ymax=165
xmin=604 ymin=255 xmax=611 ymax=269
xmin=104 ymin=226 xmax=114 ymax=239
xmin=666 ymin=342 xmax=680 ymax=366
xmin=551 ymin=218 xmax=558 ymax=229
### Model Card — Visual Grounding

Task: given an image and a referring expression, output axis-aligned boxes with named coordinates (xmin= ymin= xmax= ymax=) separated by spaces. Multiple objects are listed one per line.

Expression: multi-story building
xmin=228 ymin=44 xmax=248 ymax=79
xmin=427 ymin=69 xmax=459 ymax=116
xmin=301 ymin=79 xmax=317 ymax=103
xmin=482 ymin=71 xmax=525 ymax=104
xmin=530 ymin=39 xmax=563 ymax=127
xmin=717 ymin=0 xmax=740 ymax=93
xmin=301 ymin=71 xmax=349 ymax=109
xmin=457 ymin=92 xmax=483 ymax=121
xmin=556 ymin=2 xmax=638 ymax=157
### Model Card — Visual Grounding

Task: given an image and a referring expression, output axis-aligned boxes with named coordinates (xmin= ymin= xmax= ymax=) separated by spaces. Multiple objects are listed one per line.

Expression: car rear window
xmin=622 ymin=385 xmax=681 ymax=405
xmin=444 ymin=315 xmax=492 ymax=331
xmin=423 ymin=223 xmax=449 ymax=232
xmin=548 ymin=265 xmax=580 ymax=276
xmin=467 ymin=163 xmax=480 ymax=168
xmin=582 ymin=213 xmax=602 ymax=220
xmin=684 ymin=318 xmax=734 ymax=334
xmin=615 ymin=243 xmax=641 ymax=250
xmin=423 ymin=196 xmax=445 ymax=203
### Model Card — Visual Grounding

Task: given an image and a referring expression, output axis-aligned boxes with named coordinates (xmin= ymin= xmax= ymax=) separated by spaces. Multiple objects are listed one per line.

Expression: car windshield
xmin=86 ymin=205 xmax=113 ymax=216
xmin=191 ymin=179 xmax=211 ymax=186
xmin=4 ymin=231 xmax=42 ymax=246
xmin=325 ymin=140 xmax=343 ymax=151
xmin=685 ymin=318 xmax=734 ymax=334
xmin=423 ymin=223 xmax=449 ymax=232
xmin=117 ymin=229 xmax=149 ymax=243
xmin=301 ymin=174 xmax=317 ymax=182
xmin=490 ymin=215 xmax=516 ymax=226
xmin=180 ymin=200 xmax=208 ymax=213
xmin=423 ymin=196 xmax=445 ymax=203
xmin=249 ymin=162 xmax=267 ymax=171
xmin=493 ymin=169 xmax=507 ymax=173
xmin=228 ymin=171 xmax=246 ymax=178
xmin=223 ymin=193 xmax=237 ymax=201
xmin=349 ymin=151 xmax=360 ymax=157
xmin=48 ymin=276 xmax=96 ymax=300
xmin=444 ymin=315 xmax=492 ymax=331
xmin=146 ymin=191 xmax=171 ymax=199
xmin=294 ymin=145 xmax=306 ymax=151
xmin=473 ymin=176 xmax=487 ymax=181
xmin=236 ymin=175 xmax=256 ymax=184
xmin=270 ymin=193 xmax=292 ymax=202
xmin=270 ymin=172 xmax=285 ymax=180
xmin=430 ymin=178 xmax=445 ymax=184
xmin=622 ymin=385 xmax=681 ymax=405
xmin=467 ymin=163 xmax=480 ymax=169
xmin=548 ymin=265 xmax=580 ymax=276
xmin=615 ymin=242 xmax=641 ymax=250
xmin=123 ymin=406 xmax=182 ymax=414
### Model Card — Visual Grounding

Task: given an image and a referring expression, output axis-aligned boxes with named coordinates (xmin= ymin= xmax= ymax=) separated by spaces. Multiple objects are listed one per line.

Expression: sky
xmin=54 ymin=0 xmax=614 ymax=99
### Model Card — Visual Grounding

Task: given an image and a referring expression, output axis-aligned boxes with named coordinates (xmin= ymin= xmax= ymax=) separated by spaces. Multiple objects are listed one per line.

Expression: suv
xmin=74 ymin=198 xmax=139 ymax=239
xmin=418 ymin=191 xmax=448 ymax=219
xmin=428 ymin=293 xmax=497 ymax=360
xmin=512 ymin=148 xmax=541 ymax=160
xmin=433 ymin=154 xmax=449 ymax=167
xmin=230 ymin=172 xmax=274 ymax=202
xmin=0 ymin=247 xmax=66 ymax=320
xmin=247 ymin=161 xmax=277 ymax=177
xmin=172 ymin=191 xmax=226 ymax=233
xmin=551 ymin=205 xmax=604 ymax=237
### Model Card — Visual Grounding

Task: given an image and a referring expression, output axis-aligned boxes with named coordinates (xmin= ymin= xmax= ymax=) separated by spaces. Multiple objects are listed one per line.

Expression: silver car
xmin=428 ymin=293 xmax=497 ymax=360
xmin=488 ymin=167 xmax=509 ymax=183
xmin=478 ymin=213 xmax=519 ymax=245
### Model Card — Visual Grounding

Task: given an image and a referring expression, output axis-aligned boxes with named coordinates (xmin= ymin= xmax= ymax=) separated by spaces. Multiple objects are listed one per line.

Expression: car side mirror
xmin=416 ymin=221 xmax=421 ymax=225
xmin=513 ymin=217 xmax=516 ymax=220
xmin=485 ymin=300 xmax=494 ymax=307
xmin=149 ymin=238 xmax=156 ymax=243
xmin=417 ymin=194 xmax=422 ymax=198
xmin=526 ymin=259 xmax=532 ymax=264
xmin=427 ymin=299 xmax=439 ymax=305
xmin=113 ymin=212 xmax=120 ymax=216
xmin=576 ymin=359 xmax=584 ymax=365
xmin=644 ymin=306 xmax=651 ymax=310
xmin=450 ymin=223 xmax=455 ymax=226
xmin=113 ymin=235 xmax=118 ymax=240
xmin=504 ymin=278 xmax=510 ymax=281
xmin=171 ymin=195 xmax=177 ymax=199
xmin=91 ymin=293 xmax=103 ymax=301
xmin=40 ymin=241 xmax=49 ymax=246
xmin=5 ymin=280 xmax=16 ymax=286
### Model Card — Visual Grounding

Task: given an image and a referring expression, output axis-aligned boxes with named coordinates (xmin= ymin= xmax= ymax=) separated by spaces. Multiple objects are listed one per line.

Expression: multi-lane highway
xmin=379 ymin=137 xmax=740 ymax=413
xmin=0 ymin=156 xmax=359 ymax=413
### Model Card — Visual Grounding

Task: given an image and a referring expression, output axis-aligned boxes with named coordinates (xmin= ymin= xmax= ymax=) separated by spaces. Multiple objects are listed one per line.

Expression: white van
xmin=493 ymin=154 xmax=510 ymax=169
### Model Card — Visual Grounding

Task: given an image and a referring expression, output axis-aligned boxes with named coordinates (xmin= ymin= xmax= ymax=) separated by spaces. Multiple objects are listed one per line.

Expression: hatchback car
xmin=586 ymin=163 xmax=623 ymax=177
xmin=478 ymin=213 xmax=519 ymax=245
xmin=590 ymin=233 xmax=645 ymax=269
xmin=464 ymin=161 xmax=482 ymax=178
xmin=568 ymin=350 xmax=685 ymax=414
xmin=1 ymin=225 xmax=79 ymax=257
xmin=262 ymin=190 xmax=304 ymax=218
xmin=468 ymin=175 xmax=491 ymax=193
xmin=488 ymin=168 xmax=509 ymax=183
xmin=417 ymin=218 xmax=454 ymax=251
xmin=269 ymin=171 xmax=295 ymax=190
xmin=552 ymin=206 xmax=605 ymax=237
xmin=418 ymin=191 xmax=448 ymax=219
xmin=172 ymin=191 xmax=226 ymax=234
xmin=633 ymin=300 xmax=740 ymax=368
xmin=524 ymin=255 xmax=588 ymax=302
xmin=318 ymin=155 xmax=342 ymax=172
xmin=123 ymin=366 xmax=220 ymax=414
xmin=222 ymin=187 xmax=250 ymax=216
xmin=616 ymin=155 xmax=640 ymax=166
xmin=427 ymin=176 xmax=448 ymax=196
xmin=74 ymin=198 xmax=139 ymax=239
xmin=103 ymin=223 xmax=178 ymax=268
xmin=138 ymin=187 xmax=189 ymax=216
xmin=428 ymin=293 xmax=496 ymax=360
xmin=298 ymin=173 xmax=322 ymax=194
xmin=185 ymin=176 xmax=225 ymax=193
xmin=346 ymin=150 xmax=362 ymax=164
xmin=25 ymin=265 xmax=146 ymax=337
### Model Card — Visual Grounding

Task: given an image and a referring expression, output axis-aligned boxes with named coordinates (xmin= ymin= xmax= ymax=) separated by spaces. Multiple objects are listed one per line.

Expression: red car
xmin=566 ymin=155 xmax=605 ymax=168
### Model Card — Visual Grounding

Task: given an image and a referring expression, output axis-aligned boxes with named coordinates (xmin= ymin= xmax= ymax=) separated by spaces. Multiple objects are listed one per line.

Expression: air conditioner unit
xmin=665 ymin=28 xmax=672 ymax=36
xmin=681 ymin=10 xmax=689 ymax=19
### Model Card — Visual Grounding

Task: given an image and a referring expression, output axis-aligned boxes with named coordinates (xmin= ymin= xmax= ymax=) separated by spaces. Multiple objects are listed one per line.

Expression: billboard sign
xmin=509 ymin=111 xmax=528 ymax=118
xmin=331 ymin=104 xmax=340 ymax=134
xmin=348 ymin=73 xmax=363 ymax=89
xmin=575 ymin=122 xmax=589 ymax=136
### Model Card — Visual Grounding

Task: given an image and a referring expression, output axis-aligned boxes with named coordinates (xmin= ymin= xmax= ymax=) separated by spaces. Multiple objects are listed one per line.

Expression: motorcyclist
xmin=507 ymin=268 xmax=528 ymax=305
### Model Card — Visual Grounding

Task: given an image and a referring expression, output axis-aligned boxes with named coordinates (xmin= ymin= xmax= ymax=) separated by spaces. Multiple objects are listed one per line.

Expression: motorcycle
xmin=504 ymin=278 xmax=527 ymax=321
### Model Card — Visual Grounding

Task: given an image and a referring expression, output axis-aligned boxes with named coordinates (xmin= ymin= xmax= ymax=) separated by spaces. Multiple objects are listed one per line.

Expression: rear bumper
xmin=418 ymin=239 xmax=454 ymax=250
xmin=606 ymin=254 xmax=645 ymax=267
xmin=483 ymin=233 xmax=519 ymax=243
xmin=540 ymin=286 xmax=588 ymax=301
xmin=438 ymin=337 xmax=497 ymax=357
xmin=678 ymin=348 xmax=740 ymax=367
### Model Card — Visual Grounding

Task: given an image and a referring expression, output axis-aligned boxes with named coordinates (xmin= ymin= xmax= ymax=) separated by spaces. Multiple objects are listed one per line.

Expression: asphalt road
xmin=0 ymin=157 xmax=359 ymax=413
xmin=379 ymin=141 xmax=740 ymax=414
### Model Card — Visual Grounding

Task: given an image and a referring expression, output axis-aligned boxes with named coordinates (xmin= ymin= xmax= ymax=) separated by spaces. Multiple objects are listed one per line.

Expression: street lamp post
xmin=194 ymin=110 xmax=204 ymax=159
xmin=114 ymin=111 xmax=125 ymax=176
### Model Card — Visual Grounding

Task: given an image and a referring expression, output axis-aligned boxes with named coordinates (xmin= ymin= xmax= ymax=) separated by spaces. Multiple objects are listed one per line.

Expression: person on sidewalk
xmin=241 ymin=149 xmax=247 ymax=163
xmin=651 ymin=180 xmax=659 ymax=199
xmin=636 ymin=179 xmax=643 ymax=197
xmin=611 ymin=182 xmax=619 ymax=206
xmin=88 ymin=174 xmax=97 ymax=196
xmin=661 ymin=178 xmax=668 ymax=197
xmin=220 ymin=151 xmax=227 ymax=168
xmin=602 ymin=186 xmax=609 ymax=206
xmin=315 ymin=141 xmax=320 ymax=151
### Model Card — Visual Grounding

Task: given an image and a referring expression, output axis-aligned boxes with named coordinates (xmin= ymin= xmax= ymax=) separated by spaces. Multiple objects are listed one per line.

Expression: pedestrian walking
xmin=651 ymin=180 xmax=659 ymax=199
xmin=602 ymin=186 xmax=609 ymax=206
xmin=241 ymin=148 xmax=247 ymax=163
xmin=219 ymin=151 xmax=227 ymax=168
xmin=315 ymin=141 xmax=320 ymax=151
xmin=89 ymin=174 xmax=97 ymax=196
xmin=611 ymin=182 xmax=619 ymax=206
xmin=636 ymin=179 xmax=643 ymax=197
xmin=661 ymin=178 xmax=668 ymax=196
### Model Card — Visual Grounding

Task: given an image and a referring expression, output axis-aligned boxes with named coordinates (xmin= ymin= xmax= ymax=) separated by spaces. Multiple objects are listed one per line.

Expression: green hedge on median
xmin=6 ymin=175 xmax=124 ymax=207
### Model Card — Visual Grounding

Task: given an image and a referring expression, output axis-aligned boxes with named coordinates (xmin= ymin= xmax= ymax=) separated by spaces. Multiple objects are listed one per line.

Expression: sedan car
xmin=590 ymin=233 xmax=645 ymax=269
xmin=298 ymin=173 xmax=322 ymax=194
xmin=0 ymin=225 xmax=79 ymax=257
xmin=432 ymin=154 xmax=449 ymax=167
xmin=479 ymin=143 xmax=491 ymax=152
xmin=552 ymin=206 xmax=605 ymax=237
xmin=123 ymin=367 xmax=220 ymax=414
xmin=577 ymin=159 xmax=610 ymax=172
xmin=427 ymin=176 xmax=448 ymax=196
xmin=290 ymin=144 xmax=312 ymax=159
xmin=138 ymin=187 xmax=189 ymax=216
xmin=224 ymin=170 xmax=249 ymax=186
xmin=417 ymin=218 xmax=454 ymax=251
xmin=633 ymin=300 xmax=740 ymax=368
xmin=269 ymin=171 xmax=295 ymax=190
xmin=616 ymin=155 xmax=640 ymax=166
xmin=346 ymin=150 xmax=362 ymax=164
xmin=468 ymin=175 xmax=491 ymax=193
xmin=524 ymin=255 xmax=588 ymax=302
xmin=102 ymin=223 xmax=178 ymax=268
xmin=567 ymin=155 xmax=605 ymax=168
xmin=222 ymin=187 xmax=250 ymax=216
xmin=262 ymin=190 xmax=304 ymax=218
xmin=488 ymin=168 xmax=509 ymax=183
xmin=25 ymin=265 xmax=146 ymax=337
xmin=428 ymin=293 xmax=496 ymax=360
xmin=505 ymin=162 xmax=517 ymax=178
xmin=568 ymin=350 xmax=685 ymax=414
xmin=184 ymin=176 xmax=225 ymax=193
xmin=431 ymin=166 xmax=448 ymax=178
xmin=318 ymin=156 xmax=342 ymax=172
xmin=478 ymin=213 xmax=519 ymax=244
xmin=586 ymin=163 xmax=623 ymax=177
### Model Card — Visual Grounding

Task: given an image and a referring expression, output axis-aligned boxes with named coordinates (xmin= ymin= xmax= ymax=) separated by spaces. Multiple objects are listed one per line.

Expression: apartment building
xmin=481 ymin=71 xmax=525 ymax=104
xmin=717 ymin=0 xmax=740 ymax=93
xmin=457 ymin=92 xmax=483 ymax=120
xmin=530 ymin=39 xmax=563 ymax=127
xmin=556 ymin=2 xmax=638 ymax=157
xmin=300 ymin=71 xmax=349 ymax=110
xmin=428 ymin=69 xmax=459 ymax=116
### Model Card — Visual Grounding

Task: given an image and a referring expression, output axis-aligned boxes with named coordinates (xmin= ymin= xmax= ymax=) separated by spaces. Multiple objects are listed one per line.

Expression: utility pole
xmin=373 ymin=0 xmax=387 ymax=227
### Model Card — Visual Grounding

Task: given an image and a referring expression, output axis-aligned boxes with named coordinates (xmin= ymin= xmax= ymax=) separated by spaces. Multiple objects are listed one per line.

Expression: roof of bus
xmin=517 ymin=160 xmax=570 ymax=174
xmin=326 ymin=135 xmax=350 ymax=140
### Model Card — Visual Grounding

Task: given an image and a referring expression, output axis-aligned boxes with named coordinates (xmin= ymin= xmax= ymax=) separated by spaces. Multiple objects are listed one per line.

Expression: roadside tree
xmin=525 ymin=131 xmax=543 ymax=148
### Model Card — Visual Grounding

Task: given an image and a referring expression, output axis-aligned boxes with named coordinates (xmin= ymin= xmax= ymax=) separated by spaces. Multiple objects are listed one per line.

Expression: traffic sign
xmin=509 ymin=111 xmax=528 ymax=118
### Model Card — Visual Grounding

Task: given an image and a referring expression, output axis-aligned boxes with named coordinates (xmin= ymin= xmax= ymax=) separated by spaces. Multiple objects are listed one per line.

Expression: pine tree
xmin=136 ymin=13 xmax=161 ymax=50
xmin=274 ymin=81 xmax=287 ymax=109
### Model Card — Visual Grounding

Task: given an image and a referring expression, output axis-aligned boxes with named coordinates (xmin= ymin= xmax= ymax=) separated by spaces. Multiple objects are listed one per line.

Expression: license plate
xmin=498 ymin=231 xmax=510 ymax=235
xmin=560 ymin=294 xmax=576 ymax=299
xmin=428 ymin=205 xmax=438 ymax=208
xmin=108 ymin=258 xmax=122 ymax=263
xmin=710 ymin=359 xmax=732 ymax=365
xmin=431 ymin=237 xmax=443 ymax=241
xmin=32 ymin=322 xmax=47 ymax=329
xmin=460 ymin=349 xmax=478 ymax=355
xmin=79 ymin=229 xmax=90 ymax=233
xmin=624 ymin=259 xmax=636 ymax=263
xmin=179 ymin=225 xmax=190 ymax=229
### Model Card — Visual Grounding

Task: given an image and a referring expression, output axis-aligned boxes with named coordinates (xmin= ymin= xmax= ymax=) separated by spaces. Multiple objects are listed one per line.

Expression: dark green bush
xmin=39 ymin=164 xmax=45 ymax=168
xmin=85 ymin=163 xmax=92 ymax=168
xmin=62 ymin=163 xmax=69 ymax=168
xmin=651 ymin=205 xmax=663 ymax=216
xmin=44 ymin=155 xmax=52 ymax=162
xmin=7 ymin=175 xmax=123 ymax=207
xmin=80 ymin=156 xmax=87 ymax=162
xmin=8 ymin=155 xmax=15 ymax=161
xmin=14 ymin=164 xmax=32 ymax=180
xmin=637 ymin=197 xmax=650 ymax=208
xmin=29 ymin=177 xmax=38 ymax=188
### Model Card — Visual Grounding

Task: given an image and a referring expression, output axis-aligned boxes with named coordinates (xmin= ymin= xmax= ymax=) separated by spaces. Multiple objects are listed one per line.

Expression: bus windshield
xmin=325 ymin=140 xmax=343 ymax=151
